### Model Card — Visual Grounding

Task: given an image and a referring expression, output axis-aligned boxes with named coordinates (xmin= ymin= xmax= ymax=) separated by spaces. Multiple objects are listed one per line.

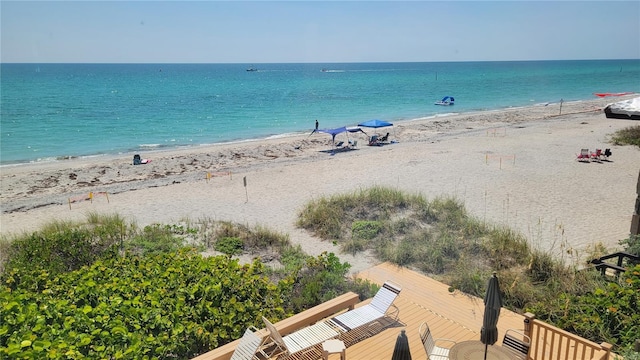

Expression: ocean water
xmin=2 ymin=60 xmax=639 ymax=165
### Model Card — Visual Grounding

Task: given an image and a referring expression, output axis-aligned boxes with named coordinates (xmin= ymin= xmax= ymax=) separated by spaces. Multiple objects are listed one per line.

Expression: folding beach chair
xmin=576 ymin=149 xmax=590 ymax=162
xmin=328 ymin=281 xmax=401 ymax=332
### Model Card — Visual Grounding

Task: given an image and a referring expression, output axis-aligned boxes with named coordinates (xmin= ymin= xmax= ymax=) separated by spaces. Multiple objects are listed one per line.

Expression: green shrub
xmin=215 ymin=237 xmax=244 ymax=255
xmin=2 ymin=219 xmax=122 ymax=277
xmin=126 ymin=223 xmax=185 ymax=255
xmin=288 ymin=252 xmax=352 ymax=312
xmin=351 ymin=220 xmax=383 ymax=240
xmin=533 ymin=265 xmax=640 ymax=347
xmin=0 ymin=250 xmax=290 ymax=359
xmin=610 ymin=125 xmax=640 ymax=148
xmin=620 ymin=235 xmax=640 ymax=257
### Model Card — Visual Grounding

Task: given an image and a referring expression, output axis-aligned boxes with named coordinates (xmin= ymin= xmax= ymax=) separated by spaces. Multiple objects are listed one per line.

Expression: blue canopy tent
xmin=312 ymin=126 xmax=367 ymax=147
xmin=358 ymin=119 xmax=395 ymax=144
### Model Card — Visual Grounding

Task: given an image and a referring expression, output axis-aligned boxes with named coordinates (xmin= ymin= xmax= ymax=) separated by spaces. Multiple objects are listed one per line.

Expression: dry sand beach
xmin=2 ymin=96 xmax=639 ymax=273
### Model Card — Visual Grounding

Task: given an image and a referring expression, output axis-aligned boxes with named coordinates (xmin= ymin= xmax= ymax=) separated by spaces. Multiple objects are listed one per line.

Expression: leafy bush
xmin=126 ymin=223 xmax=185 ymax=255
xmin=1 ymin=250 xmax=290 ymax=359
xmin=3 ymin=220 xmax=121 ymax=276
xmin=620 ymin=235 xmax=640 ymax=257
xmin=215 ymin=237 xmax=244 ymax=255
xmin=287 ymin=252 xmax=377 ymax=313
xmin=351 ymin=220 xmax=383 ymax=240
xmin=529 ymin=265 xmax=640 ymax=349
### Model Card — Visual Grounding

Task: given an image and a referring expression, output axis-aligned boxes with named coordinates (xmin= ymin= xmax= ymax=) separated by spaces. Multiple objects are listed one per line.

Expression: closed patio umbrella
xmin=391 ymin=329 xmax=412 ymax=360
xmin=480 ymin=272 xmax=502 ymax=360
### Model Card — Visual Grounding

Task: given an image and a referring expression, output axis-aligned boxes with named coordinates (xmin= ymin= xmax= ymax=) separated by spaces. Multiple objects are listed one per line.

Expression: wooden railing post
xmin=524 ymin=312 xmax=536 ymax=338
xmin=599 ymin=342 xmax=613 ymax=359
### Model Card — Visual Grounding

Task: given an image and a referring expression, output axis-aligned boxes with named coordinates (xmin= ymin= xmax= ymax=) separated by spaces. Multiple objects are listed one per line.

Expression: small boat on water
xmin=246 ymin=67 xmax=257 ymax=72
xmin=435 ymin=96 xmax=455 ymax=106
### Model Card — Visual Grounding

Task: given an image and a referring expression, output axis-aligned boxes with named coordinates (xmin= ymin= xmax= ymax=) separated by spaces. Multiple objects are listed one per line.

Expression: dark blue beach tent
xmin=314 ymin=126 xmax=348 ymax=143
xmin=312 ymin=126 xmax=367 ymax=145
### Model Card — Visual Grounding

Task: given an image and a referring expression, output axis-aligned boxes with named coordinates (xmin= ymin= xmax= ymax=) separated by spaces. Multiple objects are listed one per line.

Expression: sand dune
xmin=2 ymin=96 xmax=639 ymax=273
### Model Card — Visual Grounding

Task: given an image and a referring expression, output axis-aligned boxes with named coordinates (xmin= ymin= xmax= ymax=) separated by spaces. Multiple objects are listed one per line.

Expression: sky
xmin=1 ymin=1 xmax=639 ymax=63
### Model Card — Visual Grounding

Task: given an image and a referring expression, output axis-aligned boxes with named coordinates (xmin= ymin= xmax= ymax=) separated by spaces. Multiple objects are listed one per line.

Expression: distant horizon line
xmin=2 ymin=58 xmax=639 ymax=65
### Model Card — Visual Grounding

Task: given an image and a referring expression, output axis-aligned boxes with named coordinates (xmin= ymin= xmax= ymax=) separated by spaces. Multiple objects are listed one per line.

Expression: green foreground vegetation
xmin=0 ymin=214 xmax=377 ymax=359
xmin=1 ymin=186 xmax=639 ymax=359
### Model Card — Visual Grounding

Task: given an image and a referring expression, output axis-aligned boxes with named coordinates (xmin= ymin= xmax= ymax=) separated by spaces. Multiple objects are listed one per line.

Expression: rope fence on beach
xmin=68 ymin=192 xmax=109 ymax=210
xmin=486 ymin=128 xmax=507 ymax=137
xmin=485 ymin=154 xmax=516 ymax=169
xmin=205 ymin=171 xmax=232 ymax=182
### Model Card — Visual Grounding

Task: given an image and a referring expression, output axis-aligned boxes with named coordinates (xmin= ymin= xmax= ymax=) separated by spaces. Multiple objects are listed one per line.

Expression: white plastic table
xmin=322 ymin=339 xmax=346 ymax=360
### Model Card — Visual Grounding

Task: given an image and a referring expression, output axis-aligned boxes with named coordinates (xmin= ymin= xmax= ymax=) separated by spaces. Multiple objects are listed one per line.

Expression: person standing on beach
xmin=315 ymin=119 xmax=319 ymax=130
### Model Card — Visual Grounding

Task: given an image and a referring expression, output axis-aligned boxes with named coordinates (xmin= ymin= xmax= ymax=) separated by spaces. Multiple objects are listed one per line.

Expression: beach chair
xmin=230 ymin=326 xmax=265 ymax=360
xmin=576 ymin=149 xmax=590 ymax=162
xmin=502 ymin=329 xmax=531 ymax=360
xmin=603 ymin=148 xmax=612 ymax=159
xmin=590 ymin=149 xmax=602 ymax=162
xmin=261 ymin=316 xmax=340 ymax=357
xmin=419 ymin=321 xmax=456 ymax=360
xmin=328 ymin=281 xmax=401 ymax=332
xmin=378 ymin=132 xmax=390 ymax=143
xmin=133 ymin=154 xmax=141 ymax=165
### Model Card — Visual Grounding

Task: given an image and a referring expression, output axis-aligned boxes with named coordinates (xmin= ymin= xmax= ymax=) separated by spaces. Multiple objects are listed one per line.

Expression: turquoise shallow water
xmin=1 ymin=60 xmax=639 ymax=165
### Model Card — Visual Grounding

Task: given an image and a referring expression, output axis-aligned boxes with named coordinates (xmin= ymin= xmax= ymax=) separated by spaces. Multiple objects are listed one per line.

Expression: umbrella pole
xmin=484 ymin=343 xmax=488 ymax=360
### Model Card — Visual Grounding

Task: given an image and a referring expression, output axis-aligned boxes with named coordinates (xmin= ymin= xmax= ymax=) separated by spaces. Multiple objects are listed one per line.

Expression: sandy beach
xmin=2 ymin=96 xmax=639 ymax=273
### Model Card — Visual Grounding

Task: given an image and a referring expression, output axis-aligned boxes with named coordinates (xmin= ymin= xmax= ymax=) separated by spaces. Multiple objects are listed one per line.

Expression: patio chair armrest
xmin=434 ymin=338 xmax=457 ymax=348
xmin=386 ymin=303 xmax=400 ymax=321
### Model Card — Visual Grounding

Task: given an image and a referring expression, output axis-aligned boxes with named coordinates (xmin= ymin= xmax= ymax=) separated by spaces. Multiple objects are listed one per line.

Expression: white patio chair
xmin=230 ymin=326 xmax=264 ymax=360
xmin=502 ymin=328 xmax=531 ymax=360
xmin=419 ymin=321 xmax=456 ymax=360
xmin=328 ymin=281 xmax=401 ymax=332
xmin=261 ymin=316 xmax=340 ymax=357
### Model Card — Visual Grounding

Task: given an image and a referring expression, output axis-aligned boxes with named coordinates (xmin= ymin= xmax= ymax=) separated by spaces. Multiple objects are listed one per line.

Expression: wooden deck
xmin=193 ymin=262 xmax=526 ymax=360
xmin=345 ymin=262 xmax=525 ymax=359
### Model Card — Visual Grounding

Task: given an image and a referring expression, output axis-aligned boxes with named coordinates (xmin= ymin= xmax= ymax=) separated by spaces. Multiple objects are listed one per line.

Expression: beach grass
xmin=610 ymin=125 xmax=640 ymax=148
xmin=297 ymin=186 xmax=532 ymax=293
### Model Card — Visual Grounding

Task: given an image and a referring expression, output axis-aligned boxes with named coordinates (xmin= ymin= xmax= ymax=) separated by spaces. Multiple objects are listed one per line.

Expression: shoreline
xmin=2 ymin=95 xmax=639 ymax=273
xmin=0 ymin=97 xmax=609 ymax=169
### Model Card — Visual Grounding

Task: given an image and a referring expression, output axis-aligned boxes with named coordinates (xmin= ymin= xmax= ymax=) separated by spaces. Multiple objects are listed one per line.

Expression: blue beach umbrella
xmin=358 ymin=119 xmax=393 ymax=128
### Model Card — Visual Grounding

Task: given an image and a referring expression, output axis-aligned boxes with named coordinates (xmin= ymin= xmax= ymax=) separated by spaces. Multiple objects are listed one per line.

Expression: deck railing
xmin=524 ymin=313 xmax=613 ymax=360
xmin=589 ymin=252 xmax=640 ymax=277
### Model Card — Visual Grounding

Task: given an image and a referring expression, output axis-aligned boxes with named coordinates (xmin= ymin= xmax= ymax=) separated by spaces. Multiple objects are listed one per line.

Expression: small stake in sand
xmin=243 ymin=176 xmax=248 ymax=203
xmin=559 ymin=99 xmax=563 ymax=115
